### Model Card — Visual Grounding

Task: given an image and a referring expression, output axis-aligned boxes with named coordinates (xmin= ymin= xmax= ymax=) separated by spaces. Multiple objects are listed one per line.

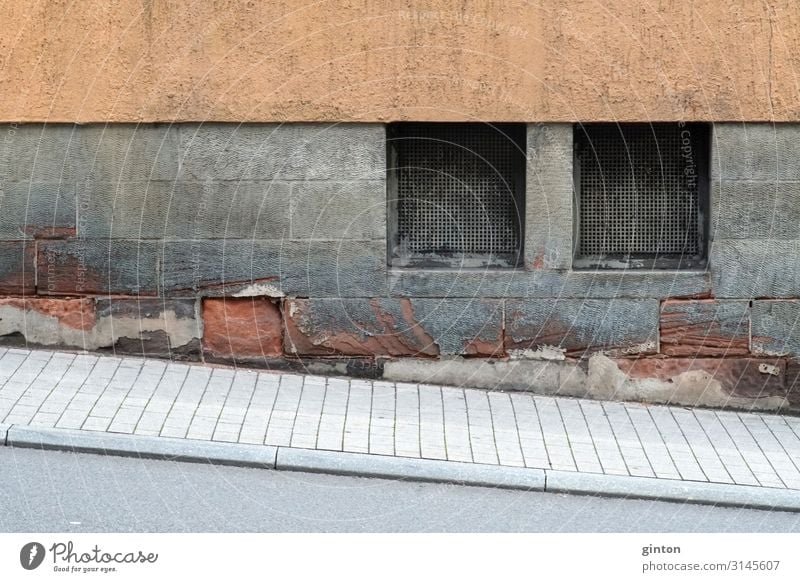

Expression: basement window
xmin=574 ymin=123 xmax=710 ymax=269
xmin=387 ymin=123 xmax=526 ymax=268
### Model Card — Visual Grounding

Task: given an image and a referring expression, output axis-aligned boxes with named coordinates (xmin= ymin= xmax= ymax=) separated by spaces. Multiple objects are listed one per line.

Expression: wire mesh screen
xmin=389 ymin=123 xmax=525 ymax=267
xmin=575 ymin=123 xmax=709 ymax=268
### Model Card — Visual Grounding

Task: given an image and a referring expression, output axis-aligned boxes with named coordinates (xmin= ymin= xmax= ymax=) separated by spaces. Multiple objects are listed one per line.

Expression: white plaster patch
xmin=232 ymin=283 xmax=284 ymax=298
xmin=508 ymin=346 xmax=566 ymax=361
xmin=0 ymin=303 xmax=200 ymax=350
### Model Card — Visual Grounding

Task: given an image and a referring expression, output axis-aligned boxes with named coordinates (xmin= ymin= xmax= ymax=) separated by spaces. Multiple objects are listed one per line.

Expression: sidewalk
xmin=1 ymin=347 xmax=800 ymax=510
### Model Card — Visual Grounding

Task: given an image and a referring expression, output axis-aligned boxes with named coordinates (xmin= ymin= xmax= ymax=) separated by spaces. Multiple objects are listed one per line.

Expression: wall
xmin=1 ymin=122 xmax=799 ymax=412
xmin=0 ymin=1 xmax=798 ymax=123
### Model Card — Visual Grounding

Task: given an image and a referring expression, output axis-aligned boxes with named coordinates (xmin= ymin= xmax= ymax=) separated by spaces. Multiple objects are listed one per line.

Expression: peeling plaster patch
xmin=508 ymin=346 xmax=566 ymax=361
xmin=615 ymin=341 xmax=657 ymax=356
xmin=0 ymin=301 xmax=199 ymax=350
xmin=96 ymin=309 xmax=200 ymax=348
xmin=232 ymin=283 xmax=284 ymax=298
xmin=586 ymin=354 xmax=788 ymax=411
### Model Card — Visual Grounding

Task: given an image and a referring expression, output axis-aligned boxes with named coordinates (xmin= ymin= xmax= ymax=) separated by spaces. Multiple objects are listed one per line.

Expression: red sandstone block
xmin=283 ymin=298 xmax=440 ymax=357
xmin=660 ymin=300 xmax=750 ymax=357
xmin=0 ymin=297 xmax=95 ymax=331
xmin=202 ymin=297 xmax=283 ymax=361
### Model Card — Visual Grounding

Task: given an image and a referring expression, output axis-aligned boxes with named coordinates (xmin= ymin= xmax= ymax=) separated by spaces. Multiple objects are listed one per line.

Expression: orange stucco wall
xmin=1 ymin=0 xmax=796 ymax=122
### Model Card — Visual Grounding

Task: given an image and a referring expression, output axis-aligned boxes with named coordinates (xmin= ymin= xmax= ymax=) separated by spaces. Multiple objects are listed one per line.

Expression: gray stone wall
xmin=1 ymin=122 xmax=799 ymax=410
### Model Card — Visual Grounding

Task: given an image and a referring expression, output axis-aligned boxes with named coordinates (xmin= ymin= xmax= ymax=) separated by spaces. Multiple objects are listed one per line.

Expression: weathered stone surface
xmin=0 ymin=124 xmax=84 ymax=183
xmin=79 ymin=181 xmax=290 ymax=239
xmin=0 ymin=297 xmax=200 ymax=357
xmin=179 ymin=124 xmax=384 ymax=181
xmin=202 ymin=297 xmax=282 ymax=361
xmin=79 ymin=124 xmax=180 ymax=182
xmin=290 ymin=181 xmax=385 ymax=239
xmin=95 ymin=298 xmax=201 ymax=357
xmin=161 ymin=239 xmax=386 ymax=297
xmin=713 ymin=124 xmax=800 ymax=181
xmin=0 ymin=124 xmax=180 ymax=183
xmin=524 ymin=123 xmax=573 ymax=270
xmin=412 ymin=299 xmax=504 ymax=356
xmin=383 ymin=358 xmax=561 ymax=392
xmin=37 ymin=240 xmax=159 ymax=295
xmin=504 ymin=299 xmax=658 ymax=357
xmin=285 ymin=298 xmax=435 ymax=357
xmin=0 ymin=182 xmax=76 ymax=239
xmin=660 ymin=300 xmax=750 ymax=357
xmin=710 ymin=239 xmax=800 ymax=298
xmin=0 ymin=241 xmax=35 ymax=293
xmin=607 ymin=356 xmax=788 ymax=409
xmin=711 ymin=181 xmax=800 ymax=239
xmin=388 ymin=269 xmax=711 ymax=299
xmin=751 ymin=300 xmax=800 ymax=357
xmin=284 ymin=298 xmax=503 ymax=357
xmin=786 ymin=362 xmax=800 ymax=409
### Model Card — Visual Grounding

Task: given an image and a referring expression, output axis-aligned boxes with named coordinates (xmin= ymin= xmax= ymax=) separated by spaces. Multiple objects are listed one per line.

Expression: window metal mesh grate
xmin=389 ymin=123 xmax=525 ymax=267
xmin=575 ymin=123 xmax=709 ymax=268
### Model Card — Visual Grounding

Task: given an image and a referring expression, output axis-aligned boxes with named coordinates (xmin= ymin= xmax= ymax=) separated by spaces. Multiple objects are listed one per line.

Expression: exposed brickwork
xmin=202 ymin=298 xmax=283 ymax=362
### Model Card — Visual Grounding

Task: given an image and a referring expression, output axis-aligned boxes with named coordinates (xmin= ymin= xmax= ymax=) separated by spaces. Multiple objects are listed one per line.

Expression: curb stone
xmin=546 ymin=470 xmax=800 ymax=513
xmin=6 ymin=425 xmax=277 ymax=469
xmin=276 ymin=447 xmax=546 ymax=490
xmin=3 ymin=425 xmax=800 ymax=512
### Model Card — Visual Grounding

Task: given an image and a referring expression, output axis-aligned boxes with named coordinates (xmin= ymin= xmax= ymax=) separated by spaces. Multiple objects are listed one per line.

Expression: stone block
xmin=179 ymin=123 xmax=384 ymax=181
xmin=289 ymin=180 xmax=385 ymax=239
xmin=504 ymin=299 xmax=659 ymax=357
xmin=160 ymin=239 xmax=386 ymax=297
xmin=0 ymin=297 xmax=200 ymax=357
xmin=524 ymin=123 xmax=573 ymax=270
xmin=710 ymin=239 xmax=800 ymax=298
xmin=713 ymin=123 xmax=800 ymax=181
xmin=78 ymin=180 xmax=290 ymax=239
xmin=388 ymin=269 xmax=710 ymax=299
xmin=711 ymin=181 xmax=800 ymax=239
xmin=660 ymin=300 xmax=750 ymax=357
xmin=0 ymin=124 xmax=84 ymax=183
xmin=95 ymin=298 xmax=201 ymax=358
xmin=78 ymin=124 xmax=180 ymax=182
xmin=284 ymin=298 xmax=503 ymax=357
xmin=611 ymin=357 xmax=788 ymax=408
xmin=752 ymin=300 xmax=800 ymax=357
xmin=37 ymin=240 xmax=160 ymax=295
xmin=0 ymin=241 xmax=35 ymax=293
xmin=0 ymin=182 xmax=76 ymax=239
xmin=202 ymin=297 xmax=283 ymax=362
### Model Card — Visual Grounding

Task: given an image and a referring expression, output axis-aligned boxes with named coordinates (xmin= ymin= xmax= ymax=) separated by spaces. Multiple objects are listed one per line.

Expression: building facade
xmin=0 ymin=1 xmax=798 ymax=411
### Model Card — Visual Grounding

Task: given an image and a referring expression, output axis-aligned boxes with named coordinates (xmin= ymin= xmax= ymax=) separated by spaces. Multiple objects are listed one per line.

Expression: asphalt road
xmin=1 ymin=447 xmax=799 ymax=532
